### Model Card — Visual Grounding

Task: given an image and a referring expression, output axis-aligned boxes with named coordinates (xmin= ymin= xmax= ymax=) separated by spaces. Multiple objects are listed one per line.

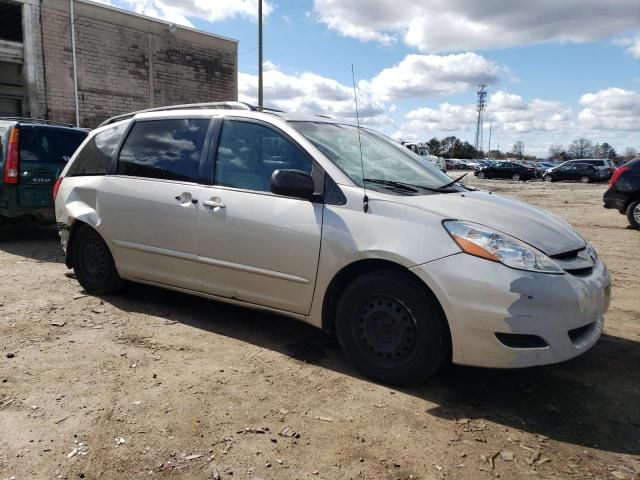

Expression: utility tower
xmin=474 ymin=84 xmax=487 ymax=157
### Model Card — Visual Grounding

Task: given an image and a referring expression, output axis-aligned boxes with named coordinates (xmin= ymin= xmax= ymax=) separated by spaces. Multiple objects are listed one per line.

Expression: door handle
xmin=203 ymin=200 xmax=226 ymax=209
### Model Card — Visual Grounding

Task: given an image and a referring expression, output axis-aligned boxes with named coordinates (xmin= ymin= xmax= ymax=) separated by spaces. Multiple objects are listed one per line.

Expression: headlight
xmin=443 ymin=220 xmax=564 ymax=274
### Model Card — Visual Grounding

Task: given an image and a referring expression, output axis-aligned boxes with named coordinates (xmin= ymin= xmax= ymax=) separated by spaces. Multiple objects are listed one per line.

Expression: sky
xmin=104 ymin=0 xmax=639 ymax=157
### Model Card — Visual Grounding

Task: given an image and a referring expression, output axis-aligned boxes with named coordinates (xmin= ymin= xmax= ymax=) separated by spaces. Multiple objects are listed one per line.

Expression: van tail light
xmin=52 ymin=176 xmax=64 ymax=201
xmin=3 ymin=127 xmax=20 ymax=184
xmin=610 ymin=166 xmax=630 ymax=186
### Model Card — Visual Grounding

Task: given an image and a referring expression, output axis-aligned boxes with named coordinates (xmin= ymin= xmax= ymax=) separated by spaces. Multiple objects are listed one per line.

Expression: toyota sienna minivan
xmin=54 ymin=102 xmax=611 ymax=385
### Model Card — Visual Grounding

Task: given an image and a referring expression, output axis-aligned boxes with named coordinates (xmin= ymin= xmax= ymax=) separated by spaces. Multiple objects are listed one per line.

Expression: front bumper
xmin=411 ymin=253 xmax=611 ymax=368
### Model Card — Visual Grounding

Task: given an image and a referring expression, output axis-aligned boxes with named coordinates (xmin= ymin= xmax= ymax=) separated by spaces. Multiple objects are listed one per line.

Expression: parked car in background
xmin=569 ymin=159 xmax=615 ymax=179
xmin=401 ymin=142 xmax=446 ymax=172
xmin=0 ymin=118 xmax=88 ymax=223
xmin=474 ymin=161 xmax=537 ymax=181
xmin=535 ymin=162 xmax=555 ymax=177
xmin=543 ymin=162 xmax=602 ymax=183
xmin=54 ymin=102 xmax=610 ymax=385
xmin=603 ymin=158 xmax=640 ymax=228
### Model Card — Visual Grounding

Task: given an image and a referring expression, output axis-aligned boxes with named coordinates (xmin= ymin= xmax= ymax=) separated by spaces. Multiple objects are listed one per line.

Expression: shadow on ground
xmin=98 ymin=281 xmax=640 ymax=456
xmin=0 ymin=221 xmax=63 ymax=263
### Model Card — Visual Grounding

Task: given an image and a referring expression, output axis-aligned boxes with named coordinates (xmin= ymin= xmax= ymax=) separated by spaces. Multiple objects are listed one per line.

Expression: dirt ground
xmin=1 ymin=174 xmax=639 ymax=480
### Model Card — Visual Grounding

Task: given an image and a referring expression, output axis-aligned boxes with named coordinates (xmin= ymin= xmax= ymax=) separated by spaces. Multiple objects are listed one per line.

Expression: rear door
xmin=196 ymin=118 xmax=323 ymax=315
xmin=97 ymin=117 xmax=212 ymax=290
xmin=18 ymin=125 xmax=87 ymax=208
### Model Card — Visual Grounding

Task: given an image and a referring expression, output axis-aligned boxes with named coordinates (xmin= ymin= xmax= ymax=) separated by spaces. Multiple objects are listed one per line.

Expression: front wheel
xmin=71 ymin=226 xmax=124 ymax=294
xmin=543 ymin=175 xmax=553 ymax=182
xmin=335 ymin=270 xmax=450 ymax=386
xmin=477 ymin=171 xmax=486 ymax=179
xmin=627 ymin=201 xmax=640 ymax=229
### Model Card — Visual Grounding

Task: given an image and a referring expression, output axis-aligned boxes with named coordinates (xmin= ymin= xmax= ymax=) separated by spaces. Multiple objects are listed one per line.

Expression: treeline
xmin=420 ymin=136 xmax=536 ymax=160
xmin=417 ymin=135 xmax=637 ymax=163
xmin=548 ymin=138 xmax=637 ymax=163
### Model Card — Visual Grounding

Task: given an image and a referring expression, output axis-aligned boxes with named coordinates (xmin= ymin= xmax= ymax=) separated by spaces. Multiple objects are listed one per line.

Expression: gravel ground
xmin=1 ymin=174 xmax=639 ymax=480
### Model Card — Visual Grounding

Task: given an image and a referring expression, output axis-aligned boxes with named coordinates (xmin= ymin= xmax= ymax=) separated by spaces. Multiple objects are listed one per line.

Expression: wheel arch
xmin=321 ymin=258 xmax=450 ymax=338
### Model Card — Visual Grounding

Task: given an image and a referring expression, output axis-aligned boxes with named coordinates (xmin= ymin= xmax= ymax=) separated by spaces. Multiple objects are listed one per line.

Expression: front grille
xmin=551 ymin=247 xmax=594 ymax=276
xmin=495 ymin=333 xmax=548 ymax=349
xmin=568 ymin=322 xmax=595 ymax=343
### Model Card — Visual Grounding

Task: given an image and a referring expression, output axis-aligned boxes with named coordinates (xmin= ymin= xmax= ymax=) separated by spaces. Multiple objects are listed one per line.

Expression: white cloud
xmin=616 ymin=33 xmax=640 ymax=58
xmin=395 ymin=87 xmax=640 ymax=156
xmin=360 ymin=53 xmax=502 ymax=101
xmin=313 ymin=0 xmax=640 ymax=52
xmin=117 ymin=0 xmax=273 ymax=27
xmin=578 ymin=88 xmax=640 ymax=131
xmin=238 ymin=66 xmax=391 ymax=126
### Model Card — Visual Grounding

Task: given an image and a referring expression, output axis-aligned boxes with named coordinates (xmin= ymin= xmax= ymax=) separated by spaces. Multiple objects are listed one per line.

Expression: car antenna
xmin=351 ymin=64 xmax=368 ymax=213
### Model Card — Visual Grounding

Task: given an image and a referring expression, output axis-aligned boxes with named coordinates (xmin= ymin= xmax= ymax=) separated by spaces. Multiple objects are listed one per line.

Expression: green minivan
xmin=0 ymin=119 xmax=88 ymax=223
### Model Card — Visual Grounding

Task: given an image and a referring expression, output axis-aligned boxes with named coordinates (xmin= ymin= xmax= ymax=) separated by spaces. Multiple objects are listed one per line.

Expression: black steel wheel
xmin=355 ymin=295 xmax=418 ymax=369
xmin=71 ymin=226 xmax=124 ymax=294
xmin=336 ymin=270 xmax=450 ymax=385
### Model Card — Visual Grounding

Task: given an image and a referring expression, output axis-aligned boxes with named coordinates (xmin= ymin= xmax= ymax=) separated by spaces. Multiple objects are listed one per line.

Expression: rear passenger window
xmin=68 ymin=122 xmax=127 ymax=176
xmin=117 ymin=119 xmax=209 ymax=182
xmin=215 ymin=120 xmax=312 ymax=192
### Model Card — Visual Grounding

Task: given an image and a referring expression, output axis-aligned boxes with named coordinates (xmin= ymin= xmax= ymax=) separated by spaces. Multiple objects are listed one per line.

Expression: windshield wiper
xmin=363 ymin=178 xmax=419 ymax=193
xmin=438 ymin=172 xmax=468 ymax=190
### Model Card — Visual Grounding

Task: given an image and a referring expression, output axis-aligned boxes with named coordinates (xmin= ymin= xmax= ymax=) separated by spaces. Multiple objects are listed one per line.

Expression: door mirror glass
xmin=270 ymin=169 xmax=315 ymax=199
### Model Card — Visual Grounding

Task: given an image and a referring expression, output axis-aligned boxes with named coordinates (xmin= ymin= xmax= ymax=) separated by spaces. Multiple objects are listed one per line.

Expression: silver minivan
xmin=55 ymin=103 xmax=611 ymax=385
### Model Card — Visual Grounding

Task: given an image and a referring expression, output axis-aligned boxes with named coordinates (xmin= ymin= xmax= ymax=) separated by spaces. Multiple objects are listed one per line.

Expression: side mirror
xmin=270 ymin=169 xmax=316 ymax=199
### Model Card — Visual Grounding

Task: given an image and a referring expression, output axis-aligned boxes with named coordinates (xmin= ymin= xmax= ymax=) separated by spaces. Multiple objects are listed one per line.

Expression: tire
xmin=512 ymin=173 xmax=521 ymax=181
xmin=580 ymin=175 xmax=590 ymax=184
xmin=335 ymin=270 xmax=450 ymax=386
xmin=543 ymin=175 xmax=553 ymax=182
xmin=71 ymin=226 xmax=124 ymax=294
xmin=627 ymin=201 xmax=640 ymax=229
xmin=477 ymin=171 xmax=486 ymax=179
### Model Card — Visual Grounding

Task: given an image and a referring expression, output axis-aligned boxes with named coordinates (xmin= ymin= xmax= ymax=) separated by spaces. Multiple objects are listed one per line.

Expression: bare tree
xmin=623 ymin=147 xmax=638 ymax=161
xmin=512 ymin=141 xmax=525 ymax=160
xmin=547 ymin=144 xmax=566 ymax=161
xmin=568 ymin=138 xmax=594 ymax=159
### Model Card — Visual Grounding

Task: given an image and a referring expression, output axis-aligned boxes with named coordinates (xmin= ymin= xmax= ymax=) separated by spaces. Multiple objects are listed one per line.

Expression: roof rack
xmin=98 ymin=101 xmax=285 ymax=127
xmin=0 ymin=117 xmax=74 ymax=127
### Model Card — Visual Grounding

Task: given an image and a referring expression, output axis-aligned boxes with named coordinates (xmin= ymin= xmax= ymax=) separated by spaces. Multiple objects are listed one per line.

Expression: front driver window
xmin=215 ymin=120 xmax=312 ymax=192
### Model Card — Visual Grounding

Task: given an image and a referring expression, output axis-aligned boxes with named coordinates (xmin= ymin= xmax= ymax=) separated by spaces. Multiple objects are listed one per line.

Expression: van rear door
xmin=18 ymin=125 xmax=87 ymax=208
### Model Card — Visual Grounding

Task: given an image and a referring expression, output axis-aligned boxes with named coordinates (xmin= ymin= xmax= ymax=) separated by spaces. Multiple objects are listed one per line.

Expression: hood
xmin=388 ymin=190 xmax=585 ymax=256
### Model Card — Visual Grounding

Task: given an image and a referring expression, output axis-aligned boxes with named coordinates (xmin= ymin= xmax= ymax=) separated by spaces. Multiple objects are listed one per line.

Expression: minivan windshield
xmin=290 ymin=122 xmax=453 ymax=192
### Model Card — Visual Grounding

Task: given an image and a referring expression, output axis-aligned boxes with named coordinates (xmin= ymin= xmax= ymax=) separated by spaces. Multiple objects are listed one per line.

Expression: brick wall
xmin=28 ymin=0 xmax=237 ymax=128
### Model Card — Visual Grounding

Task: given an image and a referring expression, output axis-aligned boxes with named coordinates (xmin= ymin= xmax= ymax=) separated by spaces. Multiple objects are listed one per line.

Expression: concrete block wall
xmin=27 ymin=0 xmax=237 ymax=128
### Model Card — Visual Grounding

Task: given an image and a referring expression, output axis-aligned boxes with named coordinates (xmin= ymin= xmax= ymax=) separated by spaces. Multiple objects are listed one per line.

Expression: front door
xmin=97 ymin=117 xmax=211 ymax=290
xmin=196 ymin=119 xmax=323 ymax=315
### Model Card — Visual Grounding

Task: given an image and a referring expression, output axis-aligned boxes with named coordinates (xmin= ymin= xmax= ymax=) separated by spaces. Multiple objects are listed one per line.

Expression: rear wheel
xmin=512 ymin=173 xmax=521 ymax=181
xmin=71 ymin=226 xmax=124 ymax=294
xmin=627 ymin=201 xmax=640 ymax=229
xmin=335 ymin=270 xmax=450 ymax=385
xmin=580 ymin=175 xmax=590 ymax=184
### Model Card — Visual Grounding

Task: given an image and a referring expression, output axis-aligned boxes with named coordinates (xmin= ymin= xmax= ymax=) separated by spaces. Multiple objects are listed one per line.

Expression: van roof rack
xmin=0 ymin=117 xmax=75 ymax=127
xmin=98 ymin=101 xmax=285 ymax=127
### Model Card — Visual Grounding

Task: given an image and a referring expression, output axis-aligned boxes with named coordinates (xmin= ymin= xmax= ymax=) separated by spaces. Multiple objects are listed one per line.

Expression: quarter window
xmin=117 ymin=119 xmax=210 ymax=182
xmin=67 ymin=123 xmax=125 ymax=176
xmin=215 ymin=120 xmax=312 ymax=192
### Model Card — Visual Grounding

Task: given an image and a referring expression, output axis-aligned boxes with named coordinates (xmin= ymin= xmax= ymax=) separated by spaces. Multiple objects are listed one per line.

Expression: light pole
xmin=258 ymin=0 xmax=263 ymax=109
